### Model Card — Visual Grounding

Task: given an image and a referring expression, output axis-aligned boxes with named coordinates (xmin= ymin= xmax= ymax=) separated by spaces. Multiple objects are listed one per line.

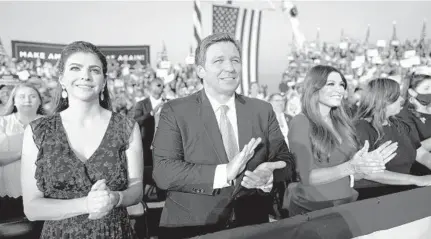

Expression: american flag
xmin=212 ymin=4 xmax=262 ymax=95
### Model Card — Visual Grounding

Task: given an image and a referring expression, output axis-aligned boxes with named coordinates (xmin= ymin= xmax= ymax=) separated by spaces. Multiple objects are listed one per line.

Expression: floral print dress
xmin=30 ymin=112 xmax=137 ymax=239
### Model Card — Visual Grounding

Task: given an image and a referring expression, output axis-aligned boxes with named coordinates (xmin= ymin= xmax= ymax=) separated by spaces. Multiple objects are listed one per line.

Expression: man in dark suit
xmin=131 ymin=78 xmax=165 ymax=167
xmin=152 ymin=33 xmax=295 ymax=239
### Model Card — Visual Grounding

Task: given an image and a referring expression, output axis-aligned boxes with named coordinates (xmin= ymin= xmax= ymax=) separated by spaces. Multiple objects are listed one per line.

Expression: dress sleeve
xmin=288 ymin=114 xmax=315 ymax=185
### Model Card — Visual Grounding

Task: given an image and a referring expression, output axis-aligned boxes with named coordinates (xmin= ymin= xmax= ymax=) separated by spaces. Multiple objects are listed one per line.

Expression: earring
xmin=61 ymin=85 xmax=68 ymax=99
xmin=100 ymin=88 xmax=104 ymax=101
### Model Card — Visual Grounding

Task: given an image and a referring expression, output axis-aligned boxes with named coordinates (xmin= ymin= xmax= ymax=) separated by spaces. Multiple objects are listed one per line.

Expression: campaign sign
xmin=99 ymin=45 xmax=150 ymax=65
xmin=11 ymin=40 xmax=150 ymax=65
xmin=11 ymin=41 xmax=64 ymax=64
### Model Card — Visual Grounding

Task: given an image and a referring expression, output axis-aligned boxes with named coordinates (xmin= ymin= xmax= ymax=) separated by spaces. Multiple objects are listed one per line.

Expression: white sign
xmin=377 ymin=40 xmax=386 ymax=48
xmin=410 ymin=56 xmax=421 ymax=66
xmin=114 ymin=79 xmax=125 ymax=88
xmin=351 ymin=60 xmax=363 ymax=69
xmin=339 ymin=42 xmax=348 ymax=49
xmin=355 ymin=55 xmax=366 ymax=64
xmin=372 ymin=56 xmax=383 ymax=65
xmin=391 ymin=40 xmax=400 ymax=46
xmin=400 ymin=59 xmax=413 ymax=68
xmin=156 ymin=68 xmax=168 ymax=79
xmin=160 ymin=61 xmax=171 ymax=69
xmin=404 ymin=50 xmax=417 ymax=59
xmin=185 ymin=56 xmax=195 ymax=65
xmin=367 ymin=49 xmax=379 ymax=57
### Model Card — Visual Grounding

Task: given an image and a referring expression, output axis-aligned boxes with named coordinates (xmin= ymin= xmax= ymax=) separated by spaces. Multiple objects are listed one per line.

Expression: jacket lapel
xmin=146 ymin=98 xmax=153 ymax=111
xmin=198 ymin=91 xmax=229 ymax=164
xmin=232 ymin=94 xmax=253 ymax=195
xmin=235 ymin=94 xmax=253 ymax=154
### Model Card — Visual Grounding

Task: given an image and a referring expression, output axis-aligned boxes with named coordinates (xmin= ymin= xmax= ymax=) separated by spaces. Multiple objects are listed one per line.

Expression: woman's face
xmin=385 ymin=95 xmax=404 ymax=117
xmin=0 ymin=87 xmax=11 ymax=104
xmin=59 ymin=52 xmax=105 ymax=103
xmin=14 ymin=86 xmax=41 ymax=114
xmin=318 ymin=72 xmax=346 ymax=109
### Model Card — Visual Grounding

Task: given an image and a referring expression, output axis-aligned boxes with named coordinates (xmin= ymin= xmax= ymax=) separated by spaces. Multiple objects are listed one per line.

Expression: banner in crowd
xmin=212 ymin=5 xmax=262 ymax=95
xmin=11 ymin=40 xmax=151 ymax=65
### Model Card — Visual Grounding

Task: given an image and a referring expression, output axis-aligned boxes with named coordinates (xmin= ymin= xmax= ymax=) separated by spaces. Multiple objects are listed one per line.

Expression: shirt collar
xmin=205 ymin=88 xmax=236 ymax=113
xmin=150 ymin=95 xmax=162 ymax=103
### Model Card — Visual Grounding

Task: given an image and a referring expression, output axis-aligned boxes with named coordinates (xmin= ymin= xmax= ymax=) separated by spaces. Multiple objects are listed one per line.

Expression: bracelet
xmin=115 ymin=191 xmax=124 ymax=207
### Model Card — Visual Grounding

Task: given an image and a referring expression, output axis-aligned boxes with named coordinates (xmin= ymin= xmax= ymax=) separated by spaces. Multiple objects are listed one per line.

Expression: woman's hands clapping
xmin=349 ymin=140 xmax=398 ymax=176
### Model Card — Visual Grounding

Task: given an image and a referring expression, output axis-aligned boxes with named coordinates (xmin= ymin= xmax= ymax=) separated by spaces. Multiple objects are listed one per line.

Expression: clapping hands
xmin=86 ymin=179 xmax=119 ymax=220
xmin=350 ymin=140 xmax=398 ymax=176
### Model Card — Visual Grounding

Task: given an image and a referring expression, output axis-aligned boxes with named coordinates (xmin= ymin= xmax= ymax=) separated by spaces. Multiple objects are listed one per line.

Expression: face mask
xmin=415 ymin=93 xmax=431 ymax=106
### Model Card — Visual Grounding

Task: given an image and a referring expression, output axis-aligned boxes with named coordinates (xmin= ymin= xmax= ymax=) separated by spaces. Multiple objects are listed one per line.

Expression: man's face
xmin=150 ymin=80 xmax=164 ymax=96
xmin=197 ymin=41 xmax=241 ymax=96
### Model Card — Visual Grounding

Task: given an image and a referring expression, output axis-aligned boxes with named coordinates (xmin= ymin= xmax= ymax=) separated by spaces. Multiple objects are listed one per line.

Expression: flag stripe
xmin=235 ymin=9 xmax=245 ymax=94
xmin=194 ymin=28 xmax=201 ymax=45
xmin=241 ymin=9 xmax=251 ymax=96
xmin=249 ymin=10 xmax=261 ymax=85
xmin=239 ymin=9 xmax=248 ymax=94
xmin=193 ymin=13 xmax=202 ymax=39
xmin=193 ymin=0 xmax=202 ymax=48
xmin=248 ymin=10 xmax=255 ymax=87
xmin=255 ymin=11 xmax=262 ymax=85
xmin=194 ymin=1 xmax=202 ymax=24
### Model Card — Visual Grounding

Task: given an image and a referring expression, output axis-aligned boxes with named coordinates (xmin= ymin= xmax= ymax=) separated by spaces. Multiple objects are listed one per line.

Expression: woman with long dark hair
xmin=354 ymin=78 xmax=431 ymax=200
xmin=21 ymin=41 xmax=143 ymax=238
xmin=287 ymin=65 xmax=397 ymax=216
xmin=0 ymin=83 xmax=44 ymax=222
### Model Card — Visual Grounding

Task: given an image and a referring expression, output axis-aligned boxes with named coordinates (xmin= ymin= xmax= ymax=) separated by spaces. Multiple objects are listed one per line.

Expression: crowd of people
xmin=0 ymin=30 xmax=430 ymax=239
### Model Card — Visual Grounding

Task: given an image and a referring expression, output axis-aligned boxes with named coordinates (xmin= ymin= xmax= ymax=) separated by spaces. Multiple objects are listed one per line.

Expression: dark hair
xmin=301 ymin=65 xmax=358 ymax=163
xmin=195 ymin=33 xmax=241 ymax=68
xmin=53 ymin=41 xmax=112 ymax=113
xmin=354 ymin=78 xmax=402 ymax=144
xmin=407 ymin=74 xmax=431 ymax=118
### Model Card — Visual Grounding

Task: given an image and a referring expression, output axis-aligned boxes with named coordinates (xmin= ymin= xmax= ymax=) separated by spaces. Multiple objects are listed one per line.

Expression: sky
xmin=0 ymin=1 xmax=430 ymax=92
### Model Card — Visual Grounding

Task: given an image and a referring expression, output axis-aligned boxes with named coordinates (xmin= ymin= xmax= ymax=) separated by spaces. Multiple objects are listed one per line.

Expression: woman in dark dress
xmin=20 ymin=41 xmax=144 ymax=238
xmin=287 ymin=65 xmax=397 ymax=216
xmin=398 ymin=74 xmax=431 ymax=176
xmin=354 ymin=78 xmax=431 ymax=200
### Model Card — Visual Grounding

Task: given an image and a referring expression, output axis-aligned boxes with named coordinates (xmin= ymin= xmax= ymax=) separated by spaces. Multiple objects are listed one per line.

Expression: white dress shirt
xmin=276 ymin=112 xmax=289 ymax=147
xmin=206 ymin=90 xmax=272 ymax=192
xmin=149 ymin=95 xmax=163 ymax=114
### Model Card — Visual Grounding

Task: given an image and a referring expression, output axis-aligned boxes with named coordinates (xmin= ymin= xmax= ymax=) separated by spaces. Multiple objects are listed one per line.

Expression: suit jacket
xmin=152 ymin=90 xmax=295 ymax=228
xmin=131 ymin=98 xmax=155 ymax=167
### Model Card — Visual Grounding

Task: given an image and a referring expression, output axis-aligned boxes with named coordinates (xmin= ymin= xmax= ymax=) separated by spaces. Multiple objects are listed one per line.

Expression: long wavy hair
xmin=0 ymin=82 xmax=45 ymax=116
xmin=354 ymin=78 xmax=403 ymax=145
xmin=301 ymin=65 xmax=358 ymax=163
xmin=407 ymin=74 xmax=431 ymax=118
xmin=53 ymin=41 xmax=112 ymax=113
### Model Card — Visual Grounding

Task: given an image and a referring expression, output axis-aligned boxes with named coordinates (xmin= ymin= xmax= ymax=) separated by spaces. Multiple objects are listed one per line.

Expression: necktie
xmin=219 ymin=105 xmax=239 ymax=161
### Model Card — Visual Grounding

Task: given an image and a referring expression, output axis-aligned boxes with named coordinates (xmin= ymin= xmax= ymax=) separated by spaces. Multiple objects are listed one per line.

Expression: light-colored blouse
xmin=0 ymin=113 xmax=39 ymax=198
